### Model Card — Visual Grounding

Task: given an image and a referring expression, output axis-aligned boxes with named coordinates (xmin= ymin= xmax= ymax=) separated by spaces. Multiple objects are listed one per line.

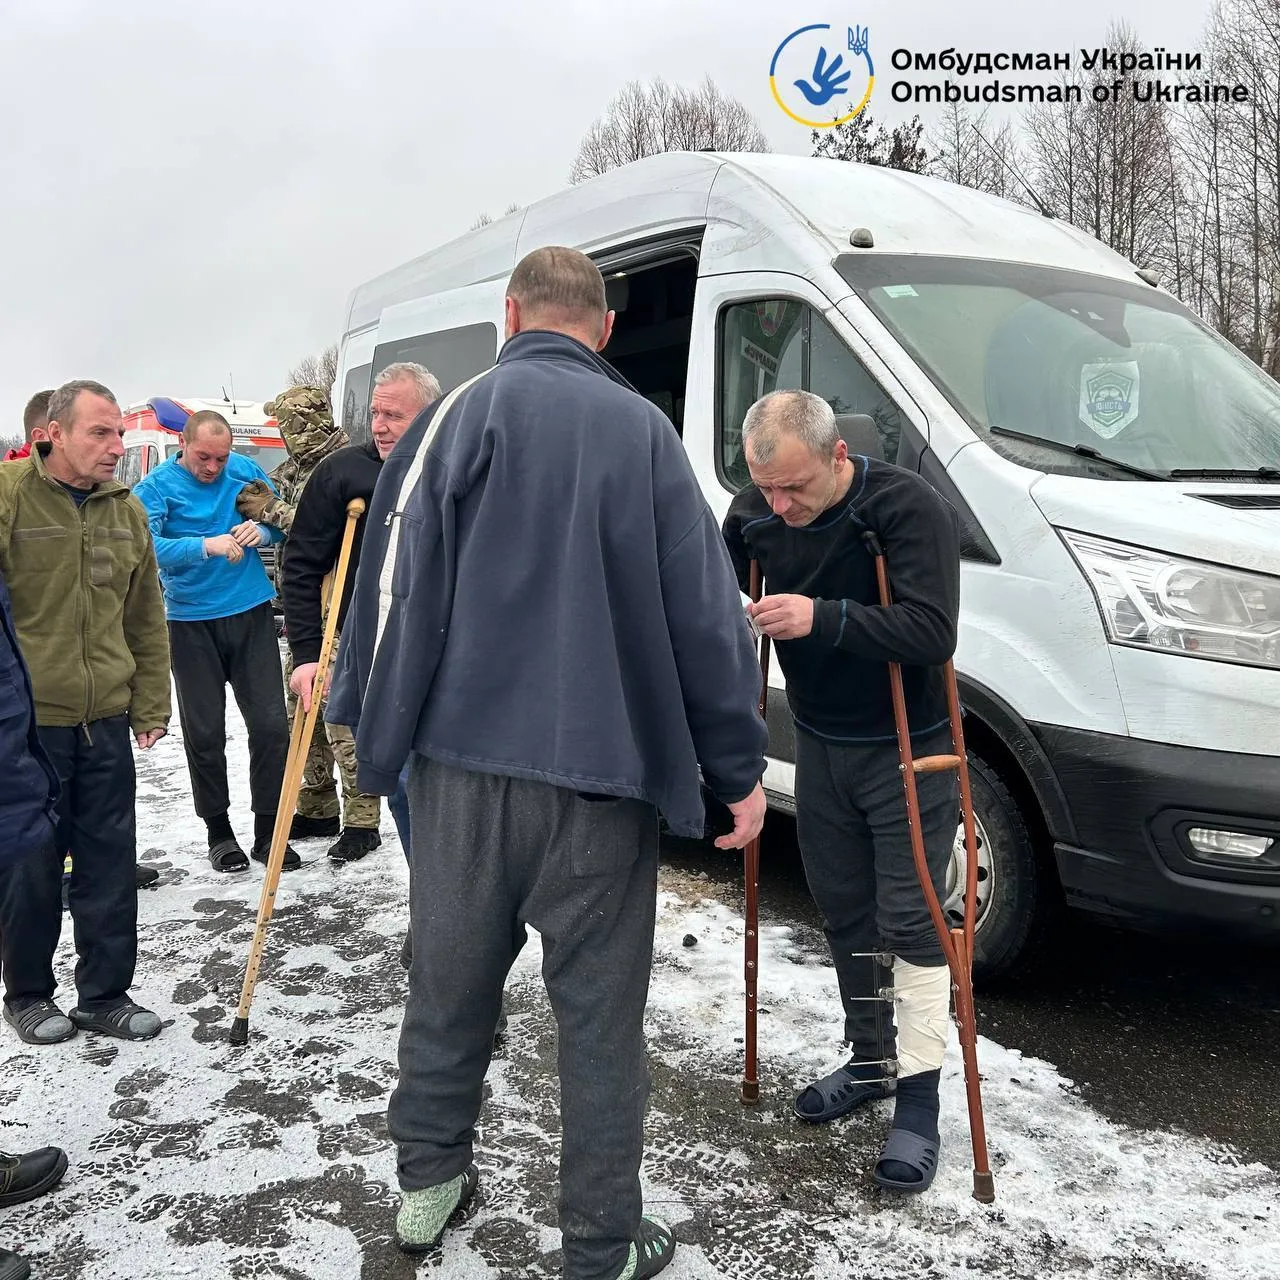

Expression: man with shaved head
xmin=330 ymin=245 xmax=768 ymax=1276
xmin=133 ymin=410 xmax=298 ymax=874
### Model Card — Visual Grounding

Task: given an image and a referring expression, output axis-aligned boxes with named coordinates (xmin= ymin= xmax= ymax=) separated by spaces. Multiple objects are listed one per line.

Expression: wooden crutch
xmin=862 ymin=529 xmax=995 ymax=1203
xmin=741 ymin=559 xmax=771 ymax=1105
xmin=229 ymin=497 xmax=366 ymax=1046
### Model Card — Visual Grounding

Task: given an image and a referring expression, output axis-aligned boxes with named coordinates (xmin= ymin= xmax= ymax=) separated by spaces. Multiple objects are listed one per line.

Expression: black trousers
xmin=168 ymin=602 xmax=289 ymax=821
xmin=0 ymin=714 xmax=138 ymax=1014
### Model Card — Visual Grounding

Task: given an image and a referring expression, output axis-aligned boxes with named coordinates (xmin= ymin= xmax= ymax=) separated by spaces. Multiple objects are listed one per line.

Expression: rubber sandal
xmin=209 ymin=839 xmax=249 ymax=873
xmin=396 ymin=1164 xmax=479 ymax=1254
xmin=2 ymin=1000 xmax=76 ymax=1045
xmin=872 ymin=1128 xmax=941 ymax=1193
xmin=618 ymin=1217 xmax=677 ymax=1279
xmin=69 ymin=1001 xmax=162 ymax=1041
xmin=251 ymin=840 xmax=300 ymax=872
xmin=794 ymin=1064 xmax=894 ymax=1123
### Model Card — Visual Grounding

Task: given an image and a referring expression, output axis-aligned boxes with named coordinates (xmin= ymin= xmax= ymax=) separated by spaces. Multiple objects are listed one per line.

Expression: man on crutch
xmin=722 ymin=389 xmax=961 ymax=1194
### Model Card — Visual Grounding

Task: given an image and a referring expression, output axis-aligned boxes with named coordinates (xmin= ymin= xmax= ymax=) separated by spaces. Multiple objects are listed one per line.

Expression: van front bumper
xmin=1033 ymin=725 xmax=1280 ymax=940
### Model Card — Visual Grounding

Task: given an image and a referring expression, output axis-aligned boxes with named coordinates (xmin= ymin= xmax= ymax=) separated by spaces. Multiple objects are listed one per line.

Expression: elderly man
xmin=721 ymin=388 xmax=962 ymax=1195
xmin=133 ymin=411 xmax=298 ymax=874
xmin=271 ymin=365 xmax=440 ymax=864
xmin=0 ymin=379 xmax=171 ymax=1046
xmin=330 ymin=247 xmax=768 ymax=1278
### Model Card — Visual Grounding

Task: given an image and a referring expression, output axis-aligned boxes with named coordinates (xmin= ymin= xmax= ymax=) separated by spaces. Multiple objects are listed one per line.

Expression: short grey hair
xmin=374 ymin=362 xmax=442 ymax=407
xmin=741 ymin=389 xmax=840 ymax=465
xmin=47 ymin=379 xmax=118 ymax=431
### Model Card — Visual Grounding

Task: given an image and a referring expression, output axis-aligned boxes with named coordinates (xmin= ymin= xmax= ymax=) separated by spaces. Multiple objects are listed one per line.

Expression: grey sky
xmin=0 ymin=0 xmax=1216 ymax=430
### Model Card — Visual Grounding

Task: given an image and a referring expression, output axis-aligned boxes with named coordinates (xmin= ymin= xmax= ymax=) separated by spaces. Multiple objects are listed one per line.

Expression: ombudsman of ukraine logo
xmin=770 ymin=22 xmax=875 ymax=128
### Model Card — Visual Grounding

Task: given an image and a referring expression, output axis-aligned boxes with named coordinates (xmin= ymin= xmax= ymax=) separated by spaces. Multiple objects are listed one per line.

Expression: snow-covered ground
xmin=2 ymin=700 xmax=1276 ymax=1279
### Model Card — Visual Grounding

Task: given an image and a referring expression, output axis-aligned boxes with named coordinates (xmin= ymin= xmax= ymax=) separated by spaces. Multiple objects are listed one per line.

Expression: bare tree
xmin=286 ymin=343 xmax=339 ymax=392
xmin=928 ymin=104 xmax=1026 ymax=201
xmin=0 ymin=433 xmax=23 ymax=456
xmin=811 ymin=111 xmax=929 ymax=172
xmin=570 ymin=76 xmax=770 ymax=183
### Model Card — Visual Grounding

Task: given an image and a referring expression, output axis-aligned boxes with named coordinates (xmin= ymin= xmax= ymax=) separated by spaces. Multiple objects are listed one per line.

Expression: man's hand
xmin=290 ymin=661 xmax=322 ymax=713
xmin=135 ymin=728 xmax=166 ymax=750
xmin=715 ymin=782 xmax=767 ymax=850
xmin=230 ymin=520 xmax=267 ymax=548
xmin=204 ymin=533 xmax=244 ymax=563
xmin=749 ymin=593 xmax=815 ymax=641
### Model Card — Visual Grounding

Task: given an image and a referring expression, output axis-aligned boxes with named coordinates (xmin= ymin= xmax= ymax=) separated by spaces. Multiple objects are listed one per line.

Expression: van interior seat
xmin=834 ymin=413 xmax=886 ymax=462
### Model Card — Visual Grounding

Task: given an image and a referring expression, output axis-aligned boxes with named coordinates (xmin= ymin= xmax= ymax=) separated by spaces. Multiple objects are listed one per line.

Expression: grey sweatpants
xmin=794 ymin=727 xmax=957 ymax=1067
xmin=387 ymin=755 xmax=660 ymax=1280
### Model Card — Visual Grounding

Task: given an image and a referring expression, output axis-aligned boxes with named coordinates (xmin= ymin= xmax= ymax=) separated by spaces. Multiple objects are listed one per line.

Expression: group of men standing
xmin=0 ymin=245 xmax=963 ymax=1280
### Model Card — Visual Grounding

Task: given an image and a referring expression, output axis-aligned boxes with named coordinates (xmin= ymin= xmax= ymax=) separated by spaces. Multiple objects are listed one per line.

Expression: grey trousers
xmin=793 ymin=727 xmax=957 ymax=1065
xmin=388 ymin=755 xmax=659 ymax=1280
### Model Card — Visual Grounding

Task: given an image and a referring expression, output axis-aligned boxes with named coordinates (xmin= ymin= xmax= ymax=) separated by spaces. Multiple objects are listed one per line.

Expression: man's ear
xmin=504 ymin=295 xmax=520 ymax=339
xmin=596 ymin=310 xmax=616 ymax=353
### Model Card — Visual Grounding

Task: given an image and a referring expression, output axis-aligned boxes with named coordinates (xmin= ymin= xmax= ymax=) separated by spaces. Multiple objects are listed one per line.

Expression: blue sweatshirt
xmin=133 ymin=452 xmax=283 ymax=622
xmin=327 ymin=330 xmax=768 ymax=839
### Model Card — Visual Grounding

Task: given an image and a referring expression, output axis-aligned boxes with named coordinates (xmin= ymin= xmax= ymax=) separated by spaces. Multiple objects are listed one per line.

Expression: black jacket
xmin=0 ymin=565 xmax=60 ymax=868
xmin=722 ymin=456 xmax=960 ymax=742
xmin=280 ymin=441 xmax=384 ymax=667
xmin=328 ymin=330 xmax=768 ymax=836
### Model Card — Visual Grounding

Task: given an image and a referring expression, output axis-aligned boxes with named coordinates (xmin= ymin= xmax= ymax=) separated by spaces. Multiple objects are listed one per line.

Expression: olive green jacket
xmin=0 ymin=447 xmax=171 ymax=731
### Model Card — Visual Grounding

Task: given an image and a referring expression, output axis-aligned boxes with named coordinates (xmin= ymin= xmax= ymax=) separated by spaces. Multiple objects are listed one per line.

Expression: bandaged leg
xmin=892 ymin=956 xmax=950 ymax=1077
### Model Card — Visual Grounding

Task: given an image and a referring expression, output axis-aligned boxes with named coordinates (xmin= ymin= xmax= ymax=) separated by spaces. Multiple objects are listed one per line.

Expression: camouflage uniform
xmin=239 ymin=387 xmax=380 ymax=830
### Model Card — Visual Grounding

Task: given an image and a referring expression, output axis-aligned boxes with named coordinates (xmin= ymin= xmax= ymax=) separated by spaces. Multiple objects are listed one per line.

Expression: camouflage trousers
xmin=284 ymin=648 xmax=381 ymax=829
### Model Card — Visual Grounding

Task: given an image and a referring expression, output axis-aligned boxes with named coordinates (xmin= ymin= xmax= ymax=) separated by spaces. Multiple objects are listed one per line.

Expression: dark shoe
xmin=0 ymin=1245 xmax=30 ymax=1280
xmin=289 ymin=813 xmax=340 ymax=840
xmin=794 ymin=1061 xmax=895 ymax=1123
xmin=399 ymin=932 xmax=412 ymax=970
xmin=251 ymin=838 xmax=301 ymax=871
xmin=3 ymin=1000 xmax=76 ymax=1045
xmin=135 ymin=863 xmax=160 ymax=889
xmin=617 ymin=1217 xmax=677 ymax=1279
xmin=395 ymin=1164 xmax=478 ymax=1255
xmin=0 ymin=1147 xmax=68 ymax=1208
xmin=70 ymin=1000 xmax=162 ymax=1041
xmin=327 ymin=826 xmax=381 ymax=863
xmin=208 ymin=838 xmax=249 ymax=874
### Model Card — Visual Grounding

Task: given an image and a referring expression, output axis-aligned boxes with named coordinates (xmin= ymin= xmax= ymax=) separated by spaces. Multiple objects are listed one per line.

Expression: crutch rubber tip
xmin=228 ymin=1017 xmax=250 ymax=1047
xmin=740 ymin=1081 xmax=760 ymax=1105
xmin=972 ymin=1171 xmax=995 ymax=1203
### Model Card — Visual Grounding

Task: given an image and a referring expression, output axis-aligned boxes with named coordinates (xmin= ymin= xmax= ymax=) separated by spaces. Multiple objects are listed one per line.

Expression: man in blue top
xmin=133 ymin=410 xmax=299 ymax=873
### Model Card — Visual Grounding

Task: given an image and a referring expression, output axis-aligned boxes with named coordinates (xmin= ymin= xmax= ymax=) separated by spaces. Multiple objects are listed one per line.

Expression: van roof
xmin=342 ymin=151 xmax=1150 ymax=335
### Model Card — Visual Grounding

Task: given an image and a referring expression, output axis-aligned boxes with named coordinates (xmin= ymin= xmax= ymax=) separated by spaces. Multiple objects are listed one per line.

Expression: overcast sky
xmin=0 ymin=0 xmax=1216 ymax=430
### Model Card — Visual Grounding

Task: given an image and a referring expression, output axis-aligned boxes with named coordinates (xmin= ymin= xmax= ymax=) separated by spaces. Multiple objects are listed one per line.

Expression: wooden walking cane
xmin=229 ymin=497 xmax=367 ymax=1047
xmin=741 ymin=559 xmax=770 ymax=1106
xmin=862 ymin=530 xmax=995 ymax=1203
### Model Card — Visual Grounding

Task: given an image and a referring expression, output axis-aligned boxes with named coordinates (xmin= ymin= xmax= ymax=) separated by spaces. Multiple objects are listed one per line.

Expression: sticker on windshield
xmin=1079 ymin=362 xmax=1140 ymax=438
xmin=882 ymin=284 xmax=918 ymax=298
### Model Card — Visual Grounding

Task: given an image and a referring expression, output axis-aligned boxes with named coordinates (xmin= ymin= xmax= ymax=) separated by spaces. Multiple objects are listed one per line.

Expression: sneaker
xmin=0 ymin=1146 xmax=68 ymax=1208
xmin=289 ymin=813 xmax=340 ymax=840
xmin=395 ymin=1164 xmax=478 ymax=1254
xmin=69 ymin=1000 xmax=162 ymax=1041
xmin=328 ymin=827 xmax=381 ymax=863
xmin=617 ymin=1217 xmax=676 ymax=1280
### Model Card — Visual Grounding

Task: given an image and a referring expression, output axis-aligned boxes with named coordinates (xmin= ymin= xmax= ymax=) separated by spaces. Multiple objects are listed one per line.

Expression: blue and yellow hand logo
xmin=770 ymin=22 xmax=874 ymax=128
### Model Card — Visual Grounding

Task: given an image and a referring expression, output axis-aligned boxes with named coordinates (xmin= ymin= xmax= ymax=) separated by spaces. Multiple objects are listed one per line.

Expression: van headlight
xmin=1059 ymin=531 xmax=1280 ymax=670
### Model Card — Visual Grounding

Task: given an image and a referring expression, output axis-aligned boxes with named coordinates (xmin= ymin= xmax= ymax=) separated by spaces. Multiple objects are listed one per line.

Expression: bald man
xmin=133 ymin=411 xmax=298 ymax=873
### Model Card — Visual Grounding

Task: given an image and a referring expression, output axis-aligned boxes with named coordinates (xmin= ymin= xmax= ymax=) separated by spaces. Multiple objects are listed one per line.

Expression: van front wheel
xmin=948 ymin=754 xmax=1043 ymax=986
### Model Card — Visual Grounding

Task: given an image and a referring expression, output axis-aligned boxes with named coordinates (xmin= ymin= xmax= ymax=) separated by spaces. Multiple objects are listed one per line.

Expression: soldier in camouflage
xmin=237 ymin=387 xmax=383 ymax=858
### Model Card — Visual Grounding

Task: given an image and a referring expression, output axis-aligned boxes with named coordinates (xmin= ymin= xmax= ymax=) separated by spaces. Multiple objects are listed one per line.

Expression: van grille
xmin=1193 ymin=493 xmax=1280 ymax=509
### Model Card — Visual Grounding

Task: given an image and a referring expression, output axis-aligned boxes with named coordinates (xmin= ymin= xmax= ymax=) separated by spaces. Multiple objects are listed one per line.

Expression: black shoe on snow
xmin=251 ymin=838 xmax=301 ymax=871
xmin=136 ymin=863 xmax=160 ymax=889
xmin=0 ymin=1146 xmax=68 ymax=1208
xmin=0 ymin=1244 xmax=30 ymax=1280
xmin=328 ymin=826 xmax=381 ymax=862
xmin=289 ymin=813 xmax=340 ymax=840
xmin=794 ymin=1061 xmax=895 ymax=1123
xmin=615 ymin=1217 xmax=677 ymax=1279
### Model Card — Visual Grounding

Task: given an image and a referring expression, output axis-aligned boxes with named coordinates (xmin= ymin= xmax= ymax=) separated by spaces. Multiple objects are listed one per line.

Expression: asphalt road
xmin=662 ymin=812 xmax=1280 ymax=1173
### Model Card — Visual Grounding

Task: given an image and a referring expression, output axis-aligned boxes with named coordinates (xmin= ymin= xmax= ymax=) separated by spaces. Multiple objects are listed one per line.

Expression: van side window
xmin=117 ymin=447 xmax=144 ymax=488
xmin=341 ymin=362 xmax=372 ymax=446
xmin=719 ymin=300 xmax=904 ymax=490
xmin=370 ymin=322 xmax=498 ymax=402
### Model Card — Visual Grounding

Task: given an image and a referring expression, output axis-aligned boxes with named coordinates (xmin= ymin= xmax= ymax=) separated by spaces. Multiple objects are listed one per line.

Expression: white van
xmin=331 ymin=151 xmax=1280 ymax=981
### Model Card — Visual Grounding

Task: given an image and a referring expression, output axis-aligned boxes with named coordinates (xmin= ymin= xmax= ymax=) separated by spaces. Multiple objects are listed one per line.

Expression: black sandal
xmin=209 ymin=839 xmax=249 ymax=873
xmin=3 ymin=1000 xmax=76 ymax=1045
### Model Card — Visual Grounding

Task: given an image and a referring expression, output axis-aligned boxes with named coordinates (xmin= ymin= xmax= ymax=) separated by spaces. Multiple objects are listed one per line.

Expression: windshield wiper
xmin=989 ymin=425 xmax=1167 ymax=481
xmin=1167 ymin=466 xmax=1280 ymax=481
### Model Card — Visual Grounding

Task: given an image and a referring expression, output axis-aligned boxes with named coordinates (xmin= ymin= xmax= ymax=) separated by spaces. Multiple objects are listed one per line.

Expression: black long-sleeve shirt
xmin=281 ymin=441 xmax=383 ymax=667
xmin=722 ymin=457 xmax=961 ymax=742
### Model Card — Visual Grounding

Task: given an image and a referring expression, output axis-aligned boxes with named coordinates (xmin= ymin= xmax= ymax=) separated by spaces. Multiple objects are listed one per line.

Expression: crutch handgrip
xmin=911 ymin=754 xmax=963 ymax=774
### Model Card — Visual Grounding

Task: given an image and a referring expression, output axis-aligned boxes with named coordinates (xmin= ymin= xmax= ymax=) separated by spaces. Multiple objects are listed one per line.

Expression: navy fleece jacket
xmin=327 ymin=329 xmax=768 ymax=837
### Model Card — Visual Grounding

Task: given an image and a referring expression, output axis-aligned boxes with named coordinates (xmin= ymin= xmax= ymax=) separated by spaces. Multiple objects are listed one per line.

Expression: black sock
xmin=254 ymin=813 xmax=276 ymax=843
xmin=206 ymin=813 xmax=234 ymax=846
xmin=879 ymin=1068 xmax=941 ymax=1183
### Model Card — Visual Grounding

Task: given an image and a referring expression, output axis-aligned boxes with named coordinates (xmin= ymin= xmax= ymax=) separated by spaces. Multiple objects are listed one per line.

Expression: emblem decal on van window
xmin=1079 ymin=362 xmax=1140 ymax=439
xmin=755 ymin=301 xmax=789 ymax=337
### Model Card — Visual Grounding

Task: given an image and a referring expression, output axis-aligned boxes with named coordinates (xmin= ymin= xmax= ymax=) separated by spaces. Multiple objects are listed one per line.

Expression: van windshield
xmin=836 ymin=254 xmax=1280 ymax=479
